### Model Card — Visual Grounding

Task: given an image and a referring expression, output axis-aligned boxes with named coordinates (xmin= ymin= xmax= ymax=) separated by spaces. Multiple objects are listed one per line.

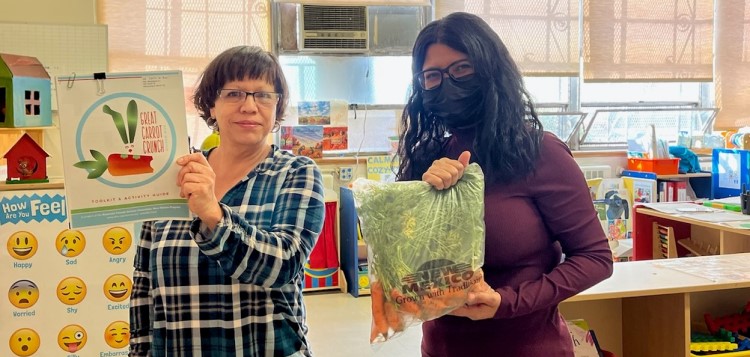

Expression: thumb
xmin=458 ymin=151 xmax=471 ymax=168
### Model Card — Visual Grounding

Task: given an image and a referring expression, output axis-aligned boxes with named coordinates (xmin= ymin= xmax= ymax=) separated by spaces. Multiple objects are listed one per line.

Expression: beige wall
xmin=0 ymin=0 xmax=96 ymax=24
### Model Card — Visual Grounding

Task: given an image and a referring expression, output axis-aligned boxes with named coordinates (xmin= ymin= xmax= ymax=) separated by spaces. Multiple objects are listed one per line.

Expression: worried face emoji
xmin=8 ymin=328 xmax=40 ymax=356
xmin=8 ymin=280 xmax=39 ymax=309
xmin=55 ymin=229 xmax=86 ymax=257
xmin=7 ymin=231 xmax=38 ymax=260
xmin=104 ymin=321 xmax=130 ymax=349
xmin=57 ymin=324 xmax=87 ymax=353
xmin=56 ymin=277 xmax=87 ymax=305
xmin=102 ymin=226 xmax=132 ymax=255
xmin=103 ymin=274 xmax=132 ymax=302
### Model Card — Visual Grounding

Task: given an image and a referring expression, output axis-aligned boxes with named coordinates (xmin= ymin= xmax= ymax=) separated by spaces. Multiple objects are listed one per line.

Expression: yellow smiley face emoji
xmin=102 ymin=226 xmax=132 ymax=255
xmin=8 ymin=280 xmax=39 ymax=309
xmin=8 ymin=328 xmax=40 ymax=356
xmin=7 ymin=231 xmax=38 ymax=260
xmin=57 ymin=277 xmax=87 ymax=305
xmin=57 ymin=324 xmax=87 ymax=353
xmin=104 ymin=320 xmax=130 ymax=349
xmin=103 ymin=274 xmax=132 ymax=302
xmin=55 ymin=229 xmax=86 ymax=257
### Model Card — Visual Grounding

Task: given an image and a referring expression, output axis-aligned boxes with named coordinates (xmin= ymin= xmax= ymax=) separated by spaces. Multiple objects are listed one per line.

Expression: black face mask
xmin=422 ymin=74 xmax=484 ymax=129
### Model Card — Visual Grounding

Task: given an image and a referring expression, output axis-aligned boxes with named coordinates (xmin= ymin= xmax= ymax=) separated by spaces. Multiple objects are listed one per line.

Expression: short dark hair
xmin=397 ymin=12 xmax=543 ymax=183
xmin=193 ymin=46 xmax=289 ymax=128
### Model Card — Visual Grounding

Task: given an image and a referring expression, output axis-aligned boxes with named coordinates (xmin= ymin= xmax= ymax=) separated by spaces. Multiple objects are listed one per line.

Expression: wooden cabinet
xmin=560 ymin=254 xmax=750 ymax=357
xmin=633 ymin=207 xmax=750 ymax=260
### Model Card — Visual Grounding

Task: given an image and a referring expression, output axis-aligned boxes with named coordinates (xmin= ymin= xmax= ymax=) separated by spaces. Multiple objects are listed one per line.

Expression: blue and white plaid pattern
xmin=130 ymin=146 xmax=325 ymax=357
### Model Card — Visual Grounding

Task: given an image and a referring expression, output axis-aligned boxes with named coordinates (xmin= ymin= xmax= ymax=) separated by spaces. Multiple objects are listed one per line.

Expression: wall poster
xmin=56 ymin=71 xmax=190 ymax=228
xmin=1 ymin=189 xmax=137 ymax=356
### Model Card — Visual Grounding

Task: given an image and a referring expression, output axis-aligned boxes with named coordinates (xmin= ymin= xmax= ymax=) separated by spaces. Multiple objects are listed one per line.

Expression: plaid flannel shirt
xmin=129 ymin=146 xmax=325 ymax=357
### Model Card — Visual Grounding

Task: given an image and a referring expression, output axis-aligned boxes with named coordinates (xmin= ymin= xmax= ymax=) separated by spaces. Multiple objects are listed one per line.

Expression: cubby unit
xmin=560 ymin=255 xmax=750 ymax=357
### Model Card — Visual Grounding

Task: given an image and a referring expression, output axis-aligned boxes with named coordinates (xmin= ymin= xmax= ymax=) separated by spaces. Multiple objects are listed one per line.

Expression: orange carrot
xmin=370 ymin=281 xmax=389 ymax=342
xmin=390 ymin=289 xmax=421 ymax=315
xmin=384 ymin=301 xmax=404 ymax=332
xmin=107 ymin=154 xmax=154 ymax=176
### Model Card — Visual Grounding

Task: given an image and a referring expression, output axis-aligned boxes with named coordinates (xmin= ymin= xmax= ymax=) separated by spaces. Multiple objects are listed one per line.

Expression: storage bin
xmin=627 ymin=158 xmax=680 ymax=175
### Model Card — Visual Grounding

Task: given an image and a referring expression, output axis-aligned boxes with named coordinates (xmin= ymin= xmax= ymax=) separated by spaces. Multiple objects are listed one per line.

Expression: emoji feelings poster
xmin=56 ymin=71 xmax=190 ymax=229
xmin=1 ymin=189 xmax=136 ymax=356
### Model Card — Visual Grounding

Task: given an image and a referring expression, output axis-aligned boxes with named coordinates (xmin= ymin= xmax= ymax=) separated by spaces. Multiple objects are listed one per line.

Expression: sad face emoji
xmin=55 ymin=229 xmax=86 ymax=257
xmin=6 ymin=231 xmax=38 ymax=260
xmin=57 ymin=324 xmax=87 ymax=353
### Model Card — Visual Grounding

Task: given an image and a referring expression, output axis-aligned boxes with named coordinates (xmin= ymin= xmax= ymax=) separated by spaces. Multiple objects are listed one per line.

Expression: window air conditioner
xmin=298 ymin=5 xmax=368 ymax=53
xmin=275 ymin=2 xmax=429 ymax=55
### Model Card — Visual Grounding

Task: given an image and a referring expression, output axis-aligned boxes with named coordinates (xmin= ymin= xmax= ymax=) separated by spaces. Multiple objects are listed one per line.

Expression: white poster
xmin=1 ymin=189 xmax=137 ymax=357
xmin=56 ymin=71 xmax=190 ymax=228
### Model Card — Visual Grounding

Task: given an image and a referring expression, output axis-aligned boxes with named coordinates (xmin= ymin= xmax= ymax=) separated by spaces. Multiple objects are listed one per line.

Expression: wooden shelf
xmin=677 ymin=238 xmax=716 ymax=257
xmin=561 ymin=254 xmax=750 ymax=356
xmin=0 ymin=179 xmax=63 ymax=191
xmin=0 ymin=126 xmax=54 ymax=131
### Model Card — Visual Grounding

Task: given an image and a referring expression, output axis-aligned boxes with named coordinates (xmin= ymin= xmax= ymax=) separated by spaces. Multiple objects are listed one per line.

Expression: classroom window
xmin=578 ymin=82 xmax=713 ymax=149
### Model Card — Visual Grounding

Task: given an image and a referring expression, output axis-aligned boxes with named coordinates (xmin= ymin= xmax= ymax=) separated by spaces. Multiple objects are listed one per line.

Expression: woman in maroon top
xmin=396 ymin=12 xmax=614 ymax=356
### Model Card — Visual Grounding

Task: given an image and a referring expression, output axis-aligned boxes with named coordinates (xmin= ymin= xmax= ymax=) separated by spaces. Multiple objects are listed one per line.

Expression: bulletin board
xmin=0 ymin=22 xmax=108 ymax=109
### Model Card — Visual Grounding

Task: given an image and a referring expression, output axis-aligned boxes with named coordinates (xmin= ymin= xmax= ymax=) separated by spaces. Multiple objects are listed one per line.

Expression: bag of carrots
xmin=351 ymin=163 xmax=487 ymax=344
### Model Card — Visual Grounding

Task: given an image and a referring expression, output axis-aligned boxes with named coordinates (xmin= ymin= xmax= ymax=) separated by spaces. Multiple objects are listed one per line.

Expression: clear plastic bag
xmin=351 ymin=163 xmax=486 ymax=344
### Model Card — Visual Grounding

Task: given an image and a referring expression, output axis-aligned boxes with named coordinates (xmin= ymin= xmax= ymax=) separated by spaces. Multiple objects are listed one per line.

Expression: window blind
xmin=273 ymin=0 xmax=430 ymax=5
xmin=435 ymin=0 xmax=580 ymax=77
xmin=96 ymin=0 xmax=273 ymax=146
xmin=582 ymin=0 xmax=713 ymax=82
xmin=714 ymin=0 xmax=750 ymax=129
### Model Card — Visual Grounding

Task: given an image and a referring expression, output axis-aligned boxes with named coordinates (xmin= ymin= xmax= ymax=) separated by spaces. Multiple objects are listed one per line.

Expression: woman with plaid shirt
xmin=129 ymin=46 xmax=325 ymax=357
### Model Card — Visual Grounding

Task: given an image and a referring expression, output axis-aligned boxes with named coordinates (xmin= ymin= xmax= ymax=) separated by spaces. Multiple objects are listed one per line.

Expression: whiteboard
xmin=0 ymin=22 xmax=108 ymax=110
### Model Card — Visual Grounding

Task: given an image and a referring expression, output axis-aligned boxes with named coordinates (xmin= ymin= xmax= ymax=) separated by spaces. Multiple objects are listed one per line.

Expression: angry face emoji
xmin=102 ymin=226 xmax=132 ymax=255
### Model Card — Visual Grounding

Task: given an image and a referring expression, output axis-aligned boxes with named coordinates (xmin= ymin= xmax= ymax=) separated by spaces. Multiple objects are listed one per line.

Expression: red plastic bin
xmin=627 ymin=158 xmax=680 ymax=175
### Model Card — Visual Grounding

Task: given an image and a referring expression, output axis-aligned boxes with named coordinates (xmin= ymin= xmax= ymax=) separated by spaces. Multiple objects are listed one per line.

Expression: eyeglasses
xmin=414 ymin=59 xmax=475 ymax=91
xmin=217 ymin=89 xmax=281 ymax=107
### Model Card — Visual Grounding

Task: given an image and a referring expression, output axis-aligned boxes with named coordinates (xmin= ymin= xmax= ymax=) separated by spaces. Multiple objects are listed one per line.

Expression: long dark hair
xmin=193 ymin=46 xmax=289 ymax=129
xmin=396 ymin=12 xmax=543 ymax=183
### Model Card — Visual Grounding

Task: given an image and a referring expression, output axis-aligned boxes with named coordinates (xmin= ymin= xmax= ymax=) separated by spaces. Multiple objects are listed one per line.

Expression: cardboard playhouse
xmin=4 ymin=133 xmax=49 ymax=183
xmin=0 ymin=53 xmax=53 ymax=128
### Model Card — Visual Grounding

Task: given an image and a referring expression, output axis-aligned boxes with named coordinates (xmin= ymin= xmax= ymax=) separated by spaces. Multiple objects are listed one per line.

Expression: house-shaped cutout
xmin=0 ymin=53 xmax=53 ymax=128
xmin=4 ymin=133 xmax=49 ymax=183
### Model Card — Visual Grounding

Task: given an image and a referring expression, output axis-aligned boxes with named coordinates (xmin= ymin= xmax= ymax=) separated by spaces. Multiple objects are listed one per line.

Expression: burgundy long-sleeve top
xmin=421 ymin=131 xmax=614 ymax=357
